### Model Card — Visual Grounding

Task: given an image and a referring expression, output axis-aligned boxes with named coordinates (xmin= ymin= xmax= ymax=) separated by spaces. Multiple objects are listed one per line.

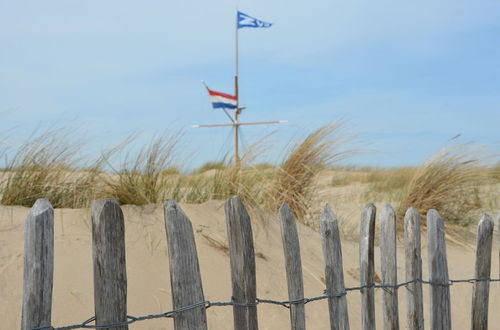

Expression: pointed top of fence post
xmin=92 ymin=198 xmax=120 ymax=215
xmin=478 ymin=213 xmax=493 ymax=229
xmin=363 ymin=203 xmax=376 ymax=216
xmin=30 ymin=198 xmax=53 ymax=217
xmin=227 ymin=195 xmax=243 ymax=206
xmin=164 ymin=199 xmax=188 ymax=218
xmin=404 ymin=207 xmax=419 ymax=220
xmin=381 ymin=204 xmax=395 ymax=219
xmin=279 ymin=203 xmax=293 ymax=218
xmin=321 ymin=204 xmax=337 ymax=223
xmin=427 ymin=209 xmax=441 ymax=221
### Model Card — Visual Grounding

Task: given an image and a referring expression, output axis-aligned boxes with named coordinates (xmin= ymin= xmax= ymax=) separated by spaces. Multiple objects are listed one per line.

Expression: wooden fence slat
xmin=403 ymin=207 xmax=424 ymax=330
xmin=360 ymin=203 xmax=376 ymax=330
xmin=380 ymin=205 xmax=399 ymax=330
xmin=279 ymin=204 xmax=306 ymax=330
xmin=225 ymin=196 xmax=258 ymax=330
xmin=91 ymin=199 xmax=128 ymax=330
xmin=320 ymin=204 xmax=350 ymax=330
xmin=21 ymin=199 xmax=54 ymax=330
xmin=427 ymin=209 xmax=451 ymax=330
xmin=471 ymin=214 xmax=494 ymax=330
xmin=164 ymin=200 xmax=208 ymax=330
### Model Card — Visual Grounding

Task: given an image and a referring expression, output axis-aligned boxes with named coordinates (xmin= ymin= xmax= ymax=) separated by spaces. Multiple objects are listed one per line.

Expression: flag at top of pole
xmin=237 ymin=11 xmax=273 ymax=29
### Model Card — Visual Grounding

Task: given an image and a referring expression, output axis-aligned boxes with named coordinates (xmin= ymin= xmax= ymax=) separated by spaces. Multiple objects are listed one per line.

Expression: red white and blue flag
xmin=207 ymin=88 xmax=237 ymax=110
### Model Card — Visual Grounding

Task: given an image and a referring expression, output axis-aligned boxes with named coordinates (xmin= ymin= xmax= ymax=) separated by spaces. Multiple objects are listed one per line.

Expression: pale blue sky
xmin=1 ymin=1 xmax=499 ymax=169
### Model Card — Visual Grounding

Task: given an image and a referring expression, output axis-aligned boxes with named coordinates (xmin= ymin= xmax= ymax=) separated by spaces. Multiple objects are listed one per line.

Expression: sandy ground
xmin=1 ymin=200 xmax=500 ymax=329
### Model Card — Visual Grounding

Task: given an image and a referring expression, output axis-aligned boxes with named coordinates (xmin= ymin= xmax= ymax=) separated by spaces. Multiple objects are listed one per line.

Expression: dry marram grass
xmin=0 ymin=129 xmax=102 ymax=208
xmin=396 ymin=145 xmax=485 ymax=226
xmin=270 ymin=124 xmax=353 ymax=219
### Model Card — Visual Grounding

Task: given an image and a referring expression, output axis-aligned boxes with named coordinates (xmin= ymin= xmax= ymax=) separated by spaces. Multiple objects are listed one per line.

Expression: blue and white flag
xmin=237 ymin=11 xmax=272 ymax=29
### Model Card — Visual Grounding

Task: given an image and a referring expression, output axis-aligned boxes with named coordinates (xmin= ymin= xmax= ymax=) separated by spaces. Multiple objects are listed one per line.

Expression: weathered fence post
xmin=21 ymin=199 xmax=54 ymax=330
xmin=164 ymin=200 xmax=208 ymax=330
xmin=279 ymin=204 xmax=306 ymax=330
xmin=92 ymin=199 xmax=128 ymax=330
xmin=225 ymin=196 xmax=258 ymax=330
xmin=471 ymin=214 xmax=494 ymax=330
xmin=360 ymin=204 xmax=376 ymax=330
xmin=427 ymin=209 xmax=451 ymax=330
xmin=320 ymin=204 xmax=350 ymax=330
xmin=380 ymin=205 xmax=399 ymax=330
xmin=403 ymin=207 xmax=424 ymax=330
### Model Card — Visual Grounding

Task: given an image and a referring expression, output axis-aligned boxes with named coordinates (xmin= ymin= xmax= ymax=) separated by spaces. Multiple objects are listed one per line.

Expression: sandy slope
xmin=1 ymin=200 xmax=499 ymax=329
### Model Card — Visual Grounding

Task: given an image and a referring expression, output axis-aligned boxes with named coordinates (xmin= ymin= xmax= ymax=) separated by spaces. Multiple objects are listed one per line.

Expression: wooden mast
xmin=194 ymin=10 xmax=285 ymax=166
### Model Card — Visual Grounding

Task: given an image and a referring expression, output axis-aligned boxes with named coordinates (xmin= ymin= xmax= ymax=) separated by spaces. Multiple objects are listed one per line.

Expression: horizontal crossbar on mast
xmin=193 ymin=120 xmax=287 ymax=128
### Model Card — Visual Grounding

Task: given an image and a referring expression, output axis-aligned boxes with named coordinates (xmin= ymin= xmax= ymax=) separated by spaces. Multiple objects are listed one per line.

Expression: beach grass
xmin=0 ymin=124 xmax=497 ymax=231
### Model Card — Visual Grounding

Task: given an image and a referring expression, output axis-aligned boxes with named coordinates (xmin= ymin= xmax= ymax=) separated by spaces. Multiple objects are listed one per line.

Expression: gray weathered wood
xmin=427 ymin=209 xmax=451 ymax=330
xmin=92 ymin=199 xmax=128 ymax=330
xmin=279 ymin=204 xmax=306 ymax=330
xmin=320 ymin=204 xmax=350 ymax=330
xmin=225 ymin=196 xmax=258 ymax=330
xmin=403 ymin=207 xmax=424 ymax=330
xmin=21 ymin=199 xmax=54 ymax=330
xmin=471 ymin=214 xmax=494 ymax=330
xmin=164 ymin=200 xmax=208 ymax=330
xmin=360 ymin=203 xmax=376 ymax=330
xmin=380 ymin=205 xmax=399 ymax=330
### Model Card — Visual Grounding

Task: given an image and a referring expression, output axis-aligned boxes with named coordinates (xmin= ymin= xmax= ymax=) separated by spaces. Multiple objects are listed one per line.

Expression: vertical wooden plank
xmin=225 ymin=196 xmax=258 ymax=330
xmin=279 ymin=204 xmax=306 ymax=330
xmin=164 ymin=200 xmax=208 ymax=330
xmin=471 ymin=214 xmax=494 ymax=330
xmin=380 ymin=205 xmax=399 ymax=330
xmin=403 ymin=207 xmax=424 ymax=330
xmin=320 ymin=204 xmax=350 ymax=330
xmin=92 ymin=199 xmax=128 ymax=330
xmin=360 ymin=203 xmax=376 ymax=330
xmin=427 ymin=209 xmax=451 ymax=330
xmin=21 ymin=199 xmax=54 ymax=330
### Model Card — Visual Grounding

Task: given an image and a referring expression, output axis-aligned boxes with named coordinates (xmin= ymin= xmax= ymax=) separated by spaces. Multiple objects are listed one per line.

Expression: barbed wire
xmin=32 ymin=276 xmax=500 ymax=330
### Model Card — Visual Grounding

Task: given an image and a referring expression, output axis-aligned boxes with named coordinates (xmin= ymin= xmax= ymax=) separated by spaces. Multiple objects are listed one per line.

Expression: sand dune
xmin=1 ymin=200 xmax=499 ymax=329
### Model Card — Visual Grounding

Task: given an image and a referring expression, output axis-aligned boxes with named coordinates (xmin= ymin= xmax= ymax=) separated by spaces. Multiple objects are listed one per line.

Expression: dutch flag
xmin=206 ymin=87 xmax=237 ymax=110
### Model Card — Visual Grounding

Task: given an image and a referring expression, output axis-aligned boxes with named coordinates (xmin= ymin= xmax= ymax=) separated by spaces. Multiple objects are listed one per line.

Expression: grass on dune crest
xmin=98 ymin=124 xmax=354 ymax=220
xmin=6 ymin=122 xmax=494 ymax=230
xmin=102 ymin=131 xmax=275 ymax=207
xmin=104 ymin=133 xmax=182 ymax=205
xmin=204 ymin=134 xmax=277 ymax=209
xmin=0 ymin=129 xmax=103 ymax=208
xmin=396 ymin=145 xmax=486 ymax=226
xmin=270 ymin=123 xmax=354 ymax=220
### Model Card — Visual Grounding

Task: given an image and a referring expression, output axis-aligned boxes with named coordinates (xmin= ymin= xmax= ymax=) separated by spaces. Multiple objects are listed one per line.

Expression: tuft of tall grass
xmin=396 ymin=145 xmax=486 ymax=226
xmin=204 ymin=135 xmax=277 ymax=210
xmin=0 ymin=129 xmax=102 ymax=208
xmin=270 ymin=124 xmax=354 ymax=220
xmin=104 ymin=133 xmax=181 ymax=205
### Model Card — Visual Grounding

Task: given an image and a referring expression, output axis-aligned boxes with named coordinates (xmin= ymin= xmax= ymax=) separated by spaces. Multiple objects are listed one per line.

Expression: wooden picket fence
xmin=21 ymin=196 xmax=497 ymax=330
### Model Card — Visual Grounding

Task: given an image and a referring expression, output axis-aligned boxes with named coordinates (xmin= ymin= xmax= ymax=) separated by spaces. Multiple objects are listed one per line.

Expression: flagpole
xmin=234 ymin=9 xmax=240 ymax=167
xmin=195 ymin=12 xmax=285 ymax=164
